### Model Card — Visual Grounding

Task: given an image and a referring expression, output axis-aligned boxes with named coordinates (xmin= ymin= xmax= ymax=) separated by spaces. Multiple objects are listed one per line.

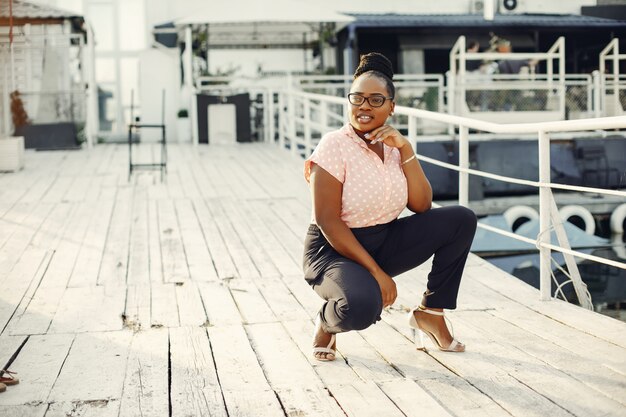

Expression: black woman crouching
xmin=302 ymin=52 xmax=477 ymax=361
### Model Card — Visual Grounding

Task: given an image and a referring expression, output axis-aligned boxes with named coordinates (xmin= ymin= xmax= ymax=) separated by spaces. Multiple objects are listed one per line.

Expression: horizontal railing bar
xmin=417 ymin=154 xmax=626 ymax=198
xmin=476 ymin=220 xmax=626 ymax=270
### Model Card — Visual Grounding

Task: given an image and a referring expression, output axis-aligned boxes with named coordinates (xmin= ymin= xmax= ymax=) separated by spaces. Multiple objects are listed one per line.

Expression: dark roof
xmin=0 ymin=0 xmax=82 ymax=25
xmin=344 ymin=13 xmax=626 ymax=29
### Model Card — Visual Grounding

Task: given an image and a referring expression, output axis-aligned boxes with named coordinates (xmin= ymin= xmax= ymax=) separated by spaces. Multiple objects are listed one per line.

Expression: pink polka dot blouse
xmin=304 ymin=124 xmax=408 ymax=228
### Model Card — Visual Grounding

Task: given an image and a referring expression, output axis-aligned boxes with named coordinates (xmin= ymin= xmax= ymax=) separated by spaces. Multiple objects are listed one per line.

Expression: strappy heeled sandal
xmin=408 ymin=306 xmax=465 ymax=352
xmin=312 ymin=314 xmax=336 ymax=361
xmin=0 ymin=370 xmax=19 ymax=386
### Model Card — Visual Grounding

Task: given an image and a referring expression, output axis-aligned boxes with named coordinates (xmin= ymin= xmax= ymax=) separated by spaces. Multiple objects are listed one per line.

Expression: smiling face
xmin=349 ymin=74 xmax=395 ymax=134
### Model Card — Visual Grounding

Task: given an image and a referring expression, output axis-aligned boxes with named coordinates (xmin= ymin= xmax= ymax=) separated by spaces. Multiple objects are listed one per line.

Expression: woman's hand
xmin=366 ymin=125 xmax=410 ymax=149
xmin=372 ymin=269 xmax=397 ymax=308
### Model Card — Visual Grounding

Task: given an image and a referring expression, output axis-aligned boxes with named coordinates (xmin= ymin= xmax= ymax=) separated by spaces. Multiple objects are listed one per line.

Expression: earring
xmin=390 ymin=112 xmax=394 ymax=116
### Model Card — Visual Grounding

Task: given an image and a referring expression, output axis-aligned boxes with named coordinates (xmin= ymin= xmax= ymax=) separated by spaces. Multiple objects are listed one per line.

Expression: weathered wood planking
xmin=0 ymin=143 xmax=625 ymax=417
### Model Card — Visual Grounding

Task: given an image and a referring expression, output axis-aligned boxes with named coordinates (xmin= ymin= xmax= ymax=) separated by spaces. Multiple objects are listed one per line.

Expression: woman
xmin=303 ymin=52 xmax=477 ymax=361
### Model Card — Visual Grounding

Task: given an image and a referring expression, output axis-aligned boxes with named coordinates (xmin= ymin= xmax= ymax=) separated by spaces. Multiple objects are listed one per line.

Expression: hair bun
xmin=354 ymin=52 xmax=394 ymax=80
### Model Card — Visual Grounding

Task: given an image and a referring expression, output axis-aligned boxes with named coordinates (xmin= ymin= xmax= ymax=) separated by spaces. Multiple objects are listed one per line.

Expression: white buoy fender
xmin=503 ymin=205 xmax=539 ymax=230
xmin=610 ymin=203 xmax=626 ymax=234
xmin=558 ymin=205 xmax=595 ymax=235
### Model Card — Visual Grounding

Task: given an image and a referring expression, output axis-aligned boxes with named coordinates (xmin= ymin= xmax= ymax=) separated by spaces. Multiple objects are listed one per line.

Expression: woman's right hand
xmin=372 ymin=269 xmax=397 ymax=308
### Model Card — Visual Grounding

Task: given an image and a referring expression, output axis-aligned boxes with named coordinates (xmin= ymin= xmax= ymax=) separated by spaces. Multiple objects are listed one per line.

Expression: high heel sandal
xmin=407 ymin=306 xmax=465 ymax=352
xmin=0 ymin=370 xmax=18 ymax=386
xmin=312 ymin=314 xmax=336 ymax=361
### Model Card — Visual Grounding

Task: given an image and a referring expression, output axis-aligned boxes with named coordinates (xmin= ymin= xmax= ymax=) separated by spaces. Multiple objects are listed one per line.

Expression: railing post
xmin=266 ymin=89 xmax=274 ymax=144
xmin=592 ymin=70 xmax=602 ymax=117
xmin=278 ymin=92 xmax=285 ymax=149
xmin=408 ymin=115 xmax=416 ymax=144
xmin=303 ymin=99 xmax=312 ymax=155
xmin=538 ymin=130 xmax=552 ymax=301
xmin=319 ymin=100 xmax=328 ymax=132
xmin=459 ymin=125 xmax=469 ymax=207
xmin=288 ymin=93 xmax=297 ymax=156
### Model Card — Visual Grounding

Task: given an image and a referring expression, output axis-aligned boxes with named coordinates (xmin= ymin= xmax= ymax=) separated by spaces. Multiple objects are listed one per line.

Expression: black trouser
xmin=302 ymin=206 xmax=477 ymax=334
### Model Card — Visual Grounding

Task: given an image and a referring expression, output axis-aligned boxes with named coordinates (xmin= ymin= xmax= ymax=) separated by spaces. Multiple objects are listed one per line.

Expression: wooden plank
xmin=274 ymin=386 xmax=346 ymax=417
xmin=174 ymin=199 xmax=218 ymax=282
xmin=0 ymin=334 xmax=74 ymax=405
xmin=334 ymin=329 xmax=403 ymax=383
xmin=123 ymin=285 xmax=151 ymax=331
xmin=119 ymin=328 xmax=169 ymax=417
xmin=8 ymin=202 xmax=95 ymax=335
xmin=230 ymin=200 xmax=302 ymax=277
xmin=0 ymin=248 xmax=50 ymax=334
xmin=362 ymin=315 xmax=462 ymax=382
xmin=280 ymin=319 xmax=363 ymax=387
xmin=169 ymin=326 xmax=228 ymax=417
xmin=98 ymin=187 xmax=133 ymax=287
xmin=193 ymin=199 xmax=238 ymax=279
xmin=127 ymin=193 xmax=150 ymax=286
xmin=197 ymin=282 xmax=242 ymax=326
xmin=150 ymin=284 xmax=179 ymax=328
xmin=278 ymin=274 xmax=322 ymax=318
xmin=248 ymin=199 xmax=303 ymax=263
xmin=460 ymin=310 xmax=626 ymax=408
xmin=206 ymin=198 xmax=261 ymax=280
xmin=246 ymin=322 xmax=323 ymax=389
xmin=45 ymin=400 xmax=121 ymax=417
xmin=255 ymin=277 xmax=310 ymax=322
xmin=217 ymin=199 xmax=280 ymax=278
xmin=48 ymin=286 xmax=126 ymax=333
xmin=0 ymin=335 xmax=27 ymax=369
xmin=466 ymin=261 xmax=626 ymax=348
xmin=228 ymin=279 xmax=276 ymax=324
xmin=179 ymin=145 xmax=219 ymax=199
xmin=48 ymin=331 xmax=132 ymax=402
xmin=327 ymin=381 xmax=407 ymax=417
xmin=207 ymin=325 xmax=269 ymax=391
xmin=0 ymin=202 xmax=52 ymax=278
xmin=67 ymin=200 xmax=114 ymax=288
xmin=176 ymin=282 xmax=208 ymax=327
xmin=377 ymin=379 xmax=454 ymax=417
xmin=418 ymin=377 xmax=512 ymax=417
xmin=147 ymin=199 xmax=164 ymax=284
xmin=41 ymin=176 xmax=74 ymax=204
xmin=157 ymin=199 xmax=190 ymax=283
xmin=0 ymin=405 xmax=47 ymax=417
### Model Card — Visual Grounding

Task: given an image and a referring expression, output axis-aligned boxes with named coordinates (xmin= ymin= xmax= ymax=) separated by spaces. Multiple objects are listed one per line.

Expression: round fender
xmin=558 ymin=205 xmax=595 ymax=235
xmin=610 ymin=203 xmax=626 ymax=235
xmin=503 ymin=205 xmax=539 ymax=231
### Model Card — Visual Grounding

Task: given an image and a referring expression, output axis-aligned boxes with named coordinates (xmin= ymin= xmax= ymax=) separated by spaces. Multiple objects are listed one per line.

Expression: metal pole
xmin=538 ymin=130 xmax=552 ymax=301
xmin=459 ymin=125 xmax=469 ymax=207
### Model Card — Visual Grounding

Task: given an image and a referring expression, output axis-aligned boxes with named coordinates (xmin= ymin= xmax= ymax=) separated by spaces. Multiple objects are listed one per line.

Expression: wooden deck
xmin=0 ymin=143 xmax=625 ymax=417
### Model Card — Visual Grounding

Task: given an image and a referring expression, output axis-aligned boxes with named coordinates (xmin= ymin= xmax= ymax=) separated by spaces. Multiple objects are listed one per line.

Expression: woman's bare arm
xmin=310 ymin=163 xmax=397 ymax=307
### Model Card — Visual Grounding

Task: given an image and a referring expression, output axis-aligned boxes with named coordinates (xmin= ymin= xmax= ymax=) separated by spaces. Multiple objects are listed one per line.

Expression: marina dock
xmin=0 ymin=143 xmax=625 ymax=417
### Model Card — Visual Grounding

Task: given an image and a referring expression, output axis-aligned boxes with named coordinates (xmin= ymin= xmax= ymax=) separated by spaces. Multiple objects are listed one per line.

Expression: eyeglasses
xmin=347 ymin=93 xmax=394 ymax=108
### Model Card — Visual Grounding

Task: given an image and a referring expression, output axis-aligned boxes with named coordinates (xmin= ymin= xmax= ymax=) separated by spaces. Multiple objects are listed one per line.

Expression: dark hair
xmin=467 ymin=39 xmax=480 ymax=50
xmin=353 ymin=52 xmax=395 ymax=98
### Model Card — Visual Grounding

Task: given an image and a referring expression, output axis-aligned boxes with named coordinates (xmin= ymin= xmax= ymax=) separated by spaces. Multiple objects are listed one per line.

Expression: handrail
xmin=274 ymin=89 xmax=626 ymax=309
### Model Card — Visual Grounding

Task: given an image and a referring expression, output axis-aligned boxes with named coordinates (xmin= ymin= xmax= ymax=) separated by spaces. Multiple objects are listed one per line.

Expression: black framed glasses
xmin=348 ymin=93 xmax=394 ymax=108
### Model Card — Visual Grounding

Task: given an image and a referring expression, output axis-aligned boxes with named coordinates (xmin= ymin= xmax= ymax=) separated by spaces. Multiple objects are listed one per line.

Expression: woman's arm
xmin=369 ymin=126 xmax=432 ymax=213
xmin=310 ymin=164 xmax=397 ymax=307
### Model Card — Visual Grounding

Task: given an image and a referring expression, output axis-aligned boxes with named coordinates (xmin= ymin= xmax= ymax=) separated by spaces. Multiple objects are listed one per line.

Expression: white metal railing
xmin=273 ymin=89 xmax=626 ymax=309
xmin=600 ymin=39 xmax=625 ymax=118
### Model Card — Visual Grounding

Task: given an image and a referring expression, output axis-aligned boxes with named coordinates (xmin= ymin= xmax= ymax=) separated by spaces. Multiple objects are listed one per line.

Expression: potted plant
xmin=176 ymin=108 xmax=190 ymax=143
xmin=0 ymin=90 xmax=27 ymax=172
